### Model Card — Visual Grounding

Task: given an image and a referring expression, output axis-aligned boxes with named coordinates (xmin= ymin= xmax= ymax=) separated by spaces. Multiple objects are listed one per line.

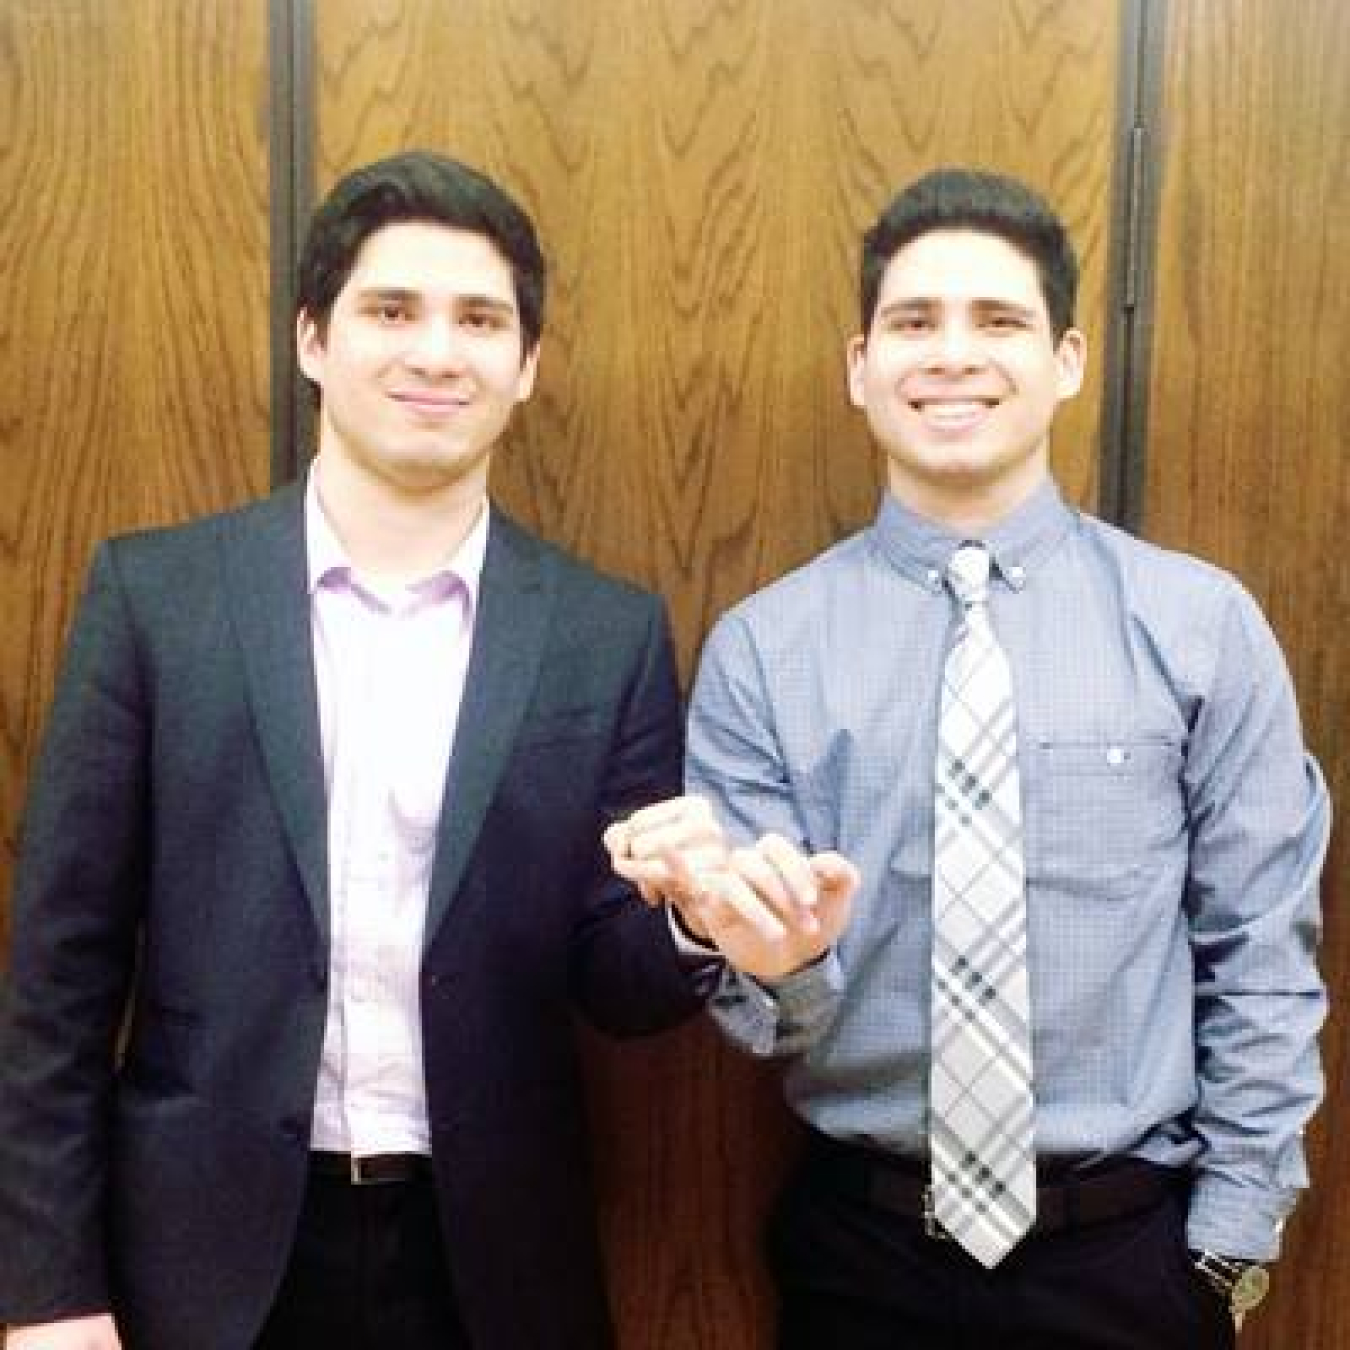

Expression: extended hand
xmin=680 ymin=833 xmax=860 ymax=982
xmin=604 ymin=794 xmax=729 ymax=927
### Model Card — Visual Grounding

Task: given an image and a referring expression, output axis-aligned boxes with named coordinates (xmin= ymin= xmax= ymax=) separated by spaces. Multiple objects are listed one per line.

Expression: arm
xmin=567 ymin=597 xmax=709 ymax=1035
xmin=682 ymin=613 xmax=852 ymax=1057
xmin=1183 ymin=585 xmax=1330 ymax=1260
xmin=0 ymin=545 xmax=146 ymax=1327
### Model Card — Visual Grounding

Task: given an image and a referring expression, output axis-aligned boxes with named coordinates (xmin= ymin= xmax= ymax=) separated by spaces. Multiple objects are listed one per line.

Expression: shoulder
xmin=704 ymin=527 xmax=872 ymax=653
xmin=1076 ymin=513 xmax=1255 ymax=614
xmin=85 ymin=488 xmax=302 ymax=618
xmin=488 ymin=508 xmax=667 ymax=627
xmin=1072 ymin=513 xmax=1281 ymax=666
xmin=101 ymin=484 xmax=300 ymax=568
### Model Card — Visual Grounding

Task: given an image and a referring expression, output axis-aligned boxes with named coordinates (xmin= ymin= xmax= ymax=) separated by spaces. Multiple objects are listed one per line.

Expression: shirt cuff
xmin=708 ymin=948 xmax=843 ymax=1057
xmin=1186 ymin=1169 xmax=1297 ymax=1262
xmin=665 ymin=906 xmax=724 ymax=960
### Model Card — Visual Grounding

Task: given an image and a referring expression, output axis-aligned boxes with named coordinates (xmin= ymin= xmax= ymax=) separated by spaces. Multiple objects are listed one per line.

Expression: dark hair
xmin=296 ymin=150 xmax=546 ymax=352
xmin=860 ymin=168 xmax=1078 ymax=341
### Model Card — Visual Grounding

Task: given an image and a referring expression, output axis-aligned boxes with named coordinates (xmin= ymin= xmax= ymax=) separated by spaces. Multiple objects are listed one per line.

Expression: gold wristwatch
xmin=1191 ymin=1250 xmax=1271 ymax=1328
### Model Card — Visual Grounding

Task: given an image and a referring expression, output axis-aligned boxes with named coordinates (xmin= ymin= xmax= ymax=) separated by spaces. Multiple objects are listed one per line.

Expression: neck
xmin=887 ymin=464 xmax=1048 ymax=535
xmin=312 ymin=453 xmax=485 ymax=584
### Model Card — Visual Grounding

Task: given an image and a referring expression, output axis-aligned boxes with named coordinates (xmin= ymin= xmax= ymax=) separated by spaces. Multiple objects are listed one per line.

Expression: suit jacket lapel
xmin=224 ymin=484 xmax=331 ymax=946
xmin=424 ymin=510 xmax=553 ymax=945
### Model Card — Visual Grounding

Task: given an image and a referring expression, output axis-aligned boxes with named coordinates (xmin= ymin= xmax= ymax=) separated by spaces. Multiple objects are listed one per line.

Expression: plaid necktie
xmin=929 ymin=542 xmax=1036 ymax=1267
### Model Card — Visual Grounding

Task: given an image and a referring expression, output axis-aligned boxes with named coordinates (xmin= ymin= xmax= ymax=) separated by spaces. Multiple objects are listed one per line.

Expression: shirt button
xmin=1105 ymin=745 xmax=1128 ymax=766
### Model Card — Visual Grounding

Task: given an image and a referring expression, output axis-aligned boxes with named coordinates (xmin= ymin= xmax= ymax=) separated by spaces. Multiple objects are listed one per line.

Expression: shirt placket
xmin=334 ymin=594 xmax=402 ymax=1148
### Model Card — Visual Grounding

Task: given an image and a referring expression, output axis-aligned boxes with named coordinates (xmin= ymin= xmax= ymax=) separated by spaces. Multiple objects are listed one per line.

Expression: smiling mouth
xmin=391 ymin=391 xmax=471 ymax=416
xmin=911 ymin=398 xmax=998 ymax=431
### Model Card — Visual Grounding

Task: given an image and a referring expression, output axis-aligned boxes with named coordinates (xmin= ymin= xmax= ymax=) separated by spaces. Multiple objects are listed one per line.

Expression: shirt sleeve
xmin=684 ymin=612 xmax=846 ymax=1058
xmin=1182 ymin=582 xmax=1331 ymax=1260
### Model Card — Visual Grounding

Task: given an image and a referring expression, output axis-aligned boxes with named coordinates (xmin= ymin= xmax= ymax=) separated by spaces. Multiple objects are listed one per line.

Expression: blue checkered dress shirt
xmin=687 ymin=479 xmax=1329 ymax=1261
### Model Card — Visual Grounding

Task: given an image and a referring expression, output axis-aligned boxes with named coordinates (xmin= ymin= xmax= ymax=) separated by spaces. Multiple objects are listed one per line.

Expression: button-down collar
xmin=867 ymin=478 xmax=1077 ymax=594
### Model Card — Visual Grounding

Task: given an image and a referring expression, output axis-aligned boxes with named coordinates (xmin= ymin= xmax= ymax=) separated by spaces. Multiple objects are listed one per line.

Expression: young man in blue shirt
xmin=609 ymin=167 xmax=1329 ymax=1348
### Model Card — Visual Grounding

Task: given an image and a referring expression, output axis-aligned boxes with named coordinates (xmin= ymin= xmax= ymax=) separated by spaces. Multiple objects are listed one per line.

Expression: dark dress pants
xmin=768 ymin=1155 xmax=1238 ymax=1350
xmin=254 ymin=1163 xmax=470 ymax=1350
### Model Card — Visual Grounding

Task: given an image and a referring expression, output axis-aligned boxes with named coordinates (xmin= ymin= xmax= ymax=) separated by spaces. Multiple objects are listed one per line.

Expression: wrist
xmin=1189 ymin=1250 xmax=1271 ymax=1328
xmin=668 ymin=903 xmax=713 ymax=946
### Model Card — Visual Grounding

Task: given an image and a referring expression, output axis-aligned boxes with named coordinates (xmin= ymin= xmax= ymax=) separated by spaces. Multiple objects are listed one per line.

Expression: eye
xmin=370 ymin=300 xmax=410 ymax=324
xmin=885 ymin=312 xmax=931 ymax=335
xmin=461 ymin=308 xmax=512 ymax=333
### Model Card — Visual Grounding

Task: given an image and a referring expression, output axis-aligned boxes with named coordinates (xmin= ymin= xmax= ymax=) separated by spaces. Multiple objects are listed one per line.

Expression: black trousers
xmin=768 ymin=1153 xmax=1237 ymax=1350
xmin=254 ymin=1165 xmax=470 ymax=1350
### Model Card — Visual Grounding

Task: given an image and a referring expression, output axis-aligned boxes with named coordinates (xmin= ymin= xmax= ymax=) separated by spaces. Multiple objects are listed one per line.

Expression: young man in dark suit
xmin=0 ymin=150 xmax=706 ymax=1350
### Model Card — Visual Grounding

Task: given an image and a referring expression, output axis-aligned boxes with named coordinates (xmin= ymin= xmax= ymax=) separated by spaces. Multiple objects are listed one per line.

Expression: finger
xmin=728 ymin=846 xmax=793 ymax=911
xmin=611 ymin=854 xmax=679 ymax=895
xmin=731 ymin=846 xmax=819 ymax=936
xmin=809 ymin=851 xmax=862 ymax=901
xmin=756 ymin=832 xmax=821 ymax=910
xmin=697 ymin=868 xmax=788 ymax=944
xmin=601 ymin=819 xmax=631 ymax=860
xmin=628 ymin=813 xmax=725 ymax=863
xmin=806 ymin=853 xmax=861 ymax=941
xmin=728 ymin=847 xmax=822 ymax=936
xmin=661 ymin=841 xmax=730 ymax=895
xmin=624 ymin=796 xmax=716 ymax=846
xmin=621 ymin=793 xmax=714 ymax=837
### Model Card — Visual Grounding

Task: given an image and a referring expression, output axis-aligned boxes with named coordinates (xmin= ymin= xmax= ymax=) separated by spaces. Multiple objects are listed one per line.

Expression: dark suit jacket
xmin=0 ymin=484 xmax=703 ymax=1349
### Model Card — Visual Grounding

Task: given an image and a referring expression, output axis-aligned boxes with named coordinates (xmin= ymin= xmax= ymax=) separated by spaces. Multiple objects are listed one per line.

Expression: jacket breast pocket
xmin=1029 ymin=739 xmax=1186 ymax=903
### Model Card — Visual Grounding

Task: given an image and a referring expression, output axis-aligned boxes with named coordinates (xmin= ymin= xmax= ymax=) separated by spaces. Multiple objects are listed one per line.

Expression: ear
xmin=296 ymin=311 xmax=324 ymax=385
xmin=845 ymin=333 xmax=868 ymax=410
xmin=514 ymin=341 xmax=540 ymax=403
xmin=1054 ymin=327 xmax=1087 ymax=400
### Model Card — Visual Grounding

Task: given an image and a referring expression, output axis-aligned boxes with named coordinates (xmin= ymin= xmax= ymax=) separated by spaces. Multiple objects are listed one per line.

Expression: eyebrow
xmin=877 ymin=296 xmax=1041 ymax=320
xmin=353 ymin=286 xmax=518 ymax=314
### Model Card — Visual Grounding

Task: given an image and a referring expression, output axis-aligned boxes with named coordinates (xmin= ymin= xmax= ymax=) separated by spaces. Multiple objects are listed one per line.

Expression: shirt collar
xmin=303 ymin=465 xmax=490 ymax=611
xmin=867 ymin=477 xmax=1076 ymax=594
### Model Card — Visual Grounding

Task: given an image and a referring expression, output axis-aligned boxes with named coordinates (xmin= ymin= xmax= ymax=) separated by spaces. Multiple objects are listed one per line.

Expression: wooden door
xmin=1144 ymin=0 xmax=1349 ymax=1344
xmin=0 ymin=0 xmax=271 ymax=950
xmin=309 ymin=3 xmax=1124 ymax=1344
xmin=20 ymin=3 xmax=1341 ymax=1347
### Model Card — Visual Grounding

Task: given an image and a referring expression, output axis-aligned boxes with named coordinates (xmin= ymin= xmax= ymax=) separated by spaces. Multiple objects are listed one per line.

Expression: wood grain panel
xmin=315 ymin=0 xmax=1121 ymax=673
xmin=1145 ymin=1 xmax=1349 ymax=1345
xmin=315 ymin=4 xmax=1125 ymax=1346
xmin=0 ymin=0 xmax=270 ymax=946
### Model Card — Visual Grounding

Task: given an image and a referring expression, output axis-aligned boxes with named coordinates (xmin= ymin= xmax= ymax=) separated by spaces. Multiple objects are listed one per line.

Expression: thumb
xmin=809 ymin=851 xmax=861 ymax=901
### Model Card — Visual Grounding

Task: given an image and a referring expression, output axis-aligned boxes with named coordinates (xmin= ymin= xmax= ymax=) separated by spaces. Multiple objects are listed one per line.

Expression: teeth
xmin=917 ymin=400 xmax=989 ymax=427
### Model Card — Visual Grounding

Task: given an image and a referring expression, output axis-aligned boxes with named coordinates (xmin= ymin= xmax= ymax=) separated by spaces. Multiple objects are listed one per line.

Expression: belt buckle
xmin=349 ymin=1154 xmax=376 ymax=1186
xmin=921 ymin=1185 xmax=954 ymax=1241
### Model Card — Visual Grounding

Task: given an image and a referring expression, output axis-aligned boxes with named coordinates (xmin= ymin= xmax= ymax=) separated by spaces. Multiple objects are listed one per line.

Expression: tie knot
xmin=946 ymin=543 xmax=991 ymax=607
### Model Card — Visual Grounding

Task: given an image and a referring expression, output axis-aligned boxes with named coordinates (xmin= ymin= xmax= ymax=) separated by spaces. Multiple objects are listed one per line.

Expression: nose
xmin=405 ymin=315 xmax=465 ymax=374
xmin=925 ymin=319 xmax=984 ymax=371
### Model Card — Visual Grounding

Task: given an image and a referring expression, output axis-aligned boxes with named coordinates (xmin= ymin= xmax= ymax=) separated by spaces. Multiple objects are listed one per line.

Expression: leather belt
xmin=309 ymin=1151 xmax=430 ymax=1186
xmin=806 ymin=1134 xmax=1184 ymax=1240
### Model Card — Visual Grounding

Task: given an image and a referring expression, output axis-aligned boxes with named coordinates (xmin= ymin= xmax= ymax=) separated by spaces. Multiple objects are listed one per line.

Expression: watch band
xmin=1190 ymin=1250 xmax=1271 ymax=1328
